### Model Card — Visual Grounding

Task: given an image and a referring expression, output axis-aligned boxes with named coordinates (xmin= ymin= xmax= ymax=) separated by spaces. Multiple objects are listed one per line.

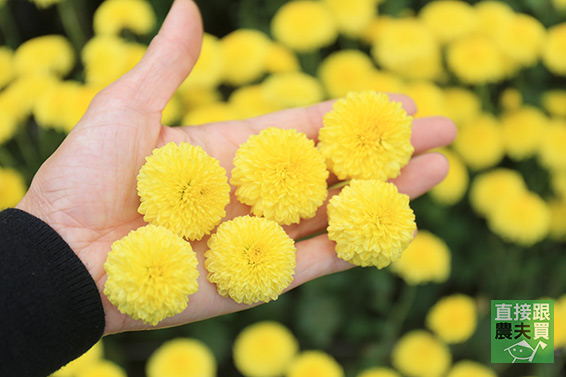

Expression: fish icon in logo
xmin=504 ymin=340 xmax=547 ymax=363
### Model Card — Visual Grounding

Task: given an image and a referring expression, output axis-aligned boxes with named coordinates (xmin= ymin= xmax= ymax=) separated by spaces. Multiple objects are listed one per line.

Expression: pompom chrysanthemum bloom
xmin=261 ymin=72 xmax=324 ymax=109
xmin=488 ymin=190 xmax=551 ymax=246
xmin=372 ymin=19 xmax=442 ymax=81
xmin=426 ymin=294 xmax=477 ymax=344
xmin=474 ymin=1 xmax=514 ymax=39
xmin=542 ymin=90 xmax=566 ymax=118
xmin=233 ymin=321 xmax=298 ymax=377
xmin=502 ymin=106 xmax=548 ymax=160
xmin=205 ymin=216 xmax=296 ymax=304
xmin=146 ymin=338 xmax=216 ymax=377
xmin=366 ymin=70 xmax=404 ymax=94
xmin=229 ymin=85 xmax=279 ymax=119
xmin=0 ymin=167 xmax=27 ymax=210
xmin=318 ymin=50 xmax=376 ymax=99
xmin=499 ymin=87 xmax=522 ymax=113
xmin=231 ymin=128 xmax=328 ymax=225
xmin=539 ymin=119 xmax=566 ymax=172
xmin=392 ymin=331 xmax=451 ymax=377
xmin=495 ymin=13 xmax=545 ymax=68
xmin=103 ymin=225 xmax=199 ymax=326
xmin=357 ymin=367 xmax=401 ymax=377
xmin=429 ymin=149 xmax=469 ymax=206
xmin=14 ymin=35 xmax=74 ymax=77
xmin=271 ymin=1 xmax=337 ymax=52
xmin=0 ymin=47 xmax=14 ymax=89
xmin=76 ymin=360 xmax=126 ymax=377
xmin=180 ymin=33 xmax=225 ymax=89
xmin=319 ymin=91 xmax=413 ymax=181
xmin=445 ymin=361 xmax=497 ymax=377
xmin=447 ymin=35 xmax=510 ymax=85
xmin=469 ymin=168 xmax=526 ymax=217
xmin=286 ymin=351 xmax=344 ymax=377
xmin=51 ymin=341 xmax=103 ymax=377
xmin=390 ymin=230 xmax=451 ymax=285
xmin=403 ymin=81 xmax=448 ymax=118
xmin=220 ymin=29 xmax=270 ymax=86
xmin=265 ymin=43 xmax=300 ymax=74
xmin=420 ymin=0 xmax=477 ymax=44
xmin=453 ymin=113 xmax=504 ymax=171
xmin=443 ymin=87 xmax=481 ymax=128
xmin=137 ymin=142 xmax=230 ymax=240
xmin=542 ymin=23 xmax=566 ymax=76
xmin=183 ymin=102 xmax=241 ymax=126
xmin=327 ymin=180 xmax=416 ymax=269
xmin=0 ymin=110 xmax=17 ymax=145
xmin=322 ymin=0 xmax=377 ymax=37
xmin=93 ymin=0 xmax=155 ymax=36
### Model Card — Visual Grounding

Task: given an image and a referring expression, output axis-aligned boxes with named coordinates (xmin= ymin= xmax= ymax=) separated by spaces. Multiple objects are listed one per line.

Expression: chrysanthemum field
xmin=1 ymin=0 xmax=565 ymax=376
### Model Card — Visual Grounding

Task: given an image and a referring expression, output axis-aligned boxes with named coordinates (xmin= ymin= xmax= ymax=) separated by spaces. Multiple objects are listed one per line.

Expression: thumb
xmin=108 ymin=0 xmax=203 ymax=114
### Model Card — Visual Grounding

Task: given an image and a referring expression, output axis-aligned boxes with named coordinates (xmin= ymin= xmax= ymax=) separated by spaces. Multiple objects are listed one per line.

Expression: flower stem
xmin=57 ymin=0 xmax=88 ymax=54
xmin=328 ymin=180 xmax=351 ymax=191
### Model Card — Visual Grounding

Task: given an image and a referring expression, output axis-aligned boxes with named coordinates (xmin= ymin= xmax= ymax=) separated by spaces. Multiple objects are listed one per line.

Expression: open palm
xmin=17 ymin=0 xmax=456 ymax=336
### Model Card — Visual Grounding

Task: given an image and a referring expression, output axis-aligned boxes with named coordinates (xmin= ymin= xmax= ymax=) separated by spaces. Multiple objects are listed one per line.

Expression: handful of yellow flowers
xmin=103 ymin=90 xmax=416 ymax=325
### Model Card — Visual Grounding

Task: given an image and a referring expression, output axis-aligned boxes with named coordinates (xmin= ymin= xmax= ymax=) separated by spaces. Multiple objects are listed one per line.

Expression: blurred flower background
xmin=1 ymin=0 xmax=565 ymax=376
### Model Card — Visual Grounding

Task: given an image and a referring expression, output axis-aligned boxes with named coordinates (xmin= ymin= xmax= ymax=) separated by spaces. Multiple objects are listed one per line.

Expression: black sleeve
xmin=0 ymin=208 xmax=106 ymax=377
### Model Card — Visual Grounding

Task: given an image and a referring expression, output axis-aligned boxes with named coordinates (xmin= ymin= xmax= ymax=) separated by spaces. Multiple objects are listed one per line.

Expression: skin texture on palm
xmin=16 ymin=0 xmax=457 ymax=335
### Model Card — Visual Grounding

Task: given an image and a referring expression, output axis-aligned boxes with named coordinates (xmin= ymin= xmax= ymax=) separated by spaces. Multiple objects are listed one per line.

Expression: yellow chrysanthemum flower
xmin=93 ymin=0 xmax=155 ymax=36
xmin=229 ymin=85 xmax=279 ymax=119
xmin=322 ymin=0 xmax=378 ymax=37
xmin=0 ymin=167 xmax=26 ymax=210
xmin=426 ymin=294 xmax=477 ymax=344
xmin=495 ymin=14 xmax=545 ymax=67
xmin=261 ymin=72 xmax=324 ymax=109
xmin=0 ymin=109 xmax=17 ymax=145
xmin=403 ymin=81 xmax=447 ymax=118
xmin=161 ymin=94 xmax=182 ymax=126
xmin=499 ymin=87 xmax=522 ymax=113
xmin=76 ymin=360 xmax=126 ymax=377
xmin=366 ymin=70 xmax=404 ymax=94
xmin=548 ymin=198 xmax=566 ymax=241
xmin=429 ymin=149 xmax=469 ymax=206
xmin=0 ymin=47 xmax=14 ymax=89
xmin=319 ymin=91 xmax=413 ymax=181
xmin=453 ymin=113 xmax=504 ymax=171
xmin=390 ymin=230 xmax=450 ymax=285
xmin=286 ymin=351 xmax=344 ymax=377
xmin=318 ymin=50 xmax=376 ymax=99
xmin=205 ymin=216 xmax=296 ymax=305
xmin=357 ymin=367 xmax=400 ymax=377
xmin=443 ymin=87 xmax=481 ymax=128
xmin=372 ymin=18 xmax=442 ymax=81
xmin=555 ymin=295 xmax=566 ymax=348
xmin=445 ymin=361 xmax=496 ymax=377
xmin=392 ymin=331 xmax=451 ymax=377
xmin=327 ymin=180 xmax=416 ymax=269
xmin=234 ymin=321 xmax=298 ymax=377
xmin=181 ymin=33 xmax=225 ymax=89
xmin=104 ymin=225 xmax=199 ymax=326
xmin=14 ymin=35 xmax=74 ymax=77
xmin=220 ymin=29 xmax=270 ymax=86
xmin=469 ymin=169 xmax=527 ymax=217
xmin=502 ymin=106 xmax=548 ymax=160
xmin=543 ymin=90 xmax=566 ymax=118
xmin=474 ymin=1 xmax=514 ymax=39
xmin=137 ymin=142 xmax=230 ymax=240
xmin=182 ymin=102 xmax=241 ymax=126
xmin=553 ymin=0 xmax=566 ymax=10
xmin=232 ymin=127 xmax=328 ymax=225
xmin=147 ymin=338 xmax=216 ymax=377
xmin=361 ymin=15 xmax=394 ymax=45
xmin=542 ymin=23 xmax=566 ymax=76
xmin=2 ymin=73 xmax=58 ymax=123
xmin=34 ymin=81 xmax=97 ymax=133
xmin=420 ymin=0 xmax=477 ymax=44
xmin=488 ymin=191 xmax=551 ymax=246
xmin=552 ymin=170 xmax=566 ymax=199
xmin=51 ymin=341 xmax=104 ymax=377
xmin=447 ymin=35 xmax=506 ymax=84
xmin=271 ymin=1 xmax=337 ymax=52
xmin=539 ymin=119 xmax=566 ymax=171
xmin=177 ymin=85 xmax=221 ymax=111
xmin=265 ymin=43 xmax=300 ymax=74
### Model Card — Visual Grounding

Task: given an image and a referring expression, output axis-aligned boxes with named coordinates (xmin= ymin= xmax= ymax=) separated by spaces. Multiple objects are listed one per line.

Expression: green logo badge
xmin=491 ymin=300 xmax=554 ymax=363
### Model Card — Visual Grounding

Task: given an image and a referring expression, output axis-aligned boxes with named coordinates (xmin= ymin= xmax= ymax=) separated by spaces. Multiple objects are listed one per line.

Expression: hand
xmin=16 ymin=0 xmax=456 ymax=335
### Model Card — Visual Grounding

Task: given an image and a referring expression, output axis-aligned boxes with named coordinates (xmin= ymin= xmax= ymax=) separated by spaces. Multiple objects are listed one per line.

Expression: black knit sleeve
xmin=0 ymin=208 xmax=106 ymax=377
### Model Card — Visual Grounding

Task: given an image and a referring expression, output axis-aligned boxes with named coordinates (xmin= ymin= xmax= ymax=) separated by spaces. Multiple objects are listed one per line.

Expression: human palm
xmin=17 ymin=0 xmax=456 ymax=336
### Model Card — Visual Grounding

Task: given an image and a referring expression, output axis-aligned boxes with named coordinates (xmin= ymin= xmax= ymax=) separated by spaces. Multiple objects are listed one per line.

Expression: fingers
xmin=108 ymin=0 xmax=203 ymax=114
xmin=411 ymin=117 xmax=457 ymax=155
xmin=390 ymin=152 xmax=449 ymax=198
